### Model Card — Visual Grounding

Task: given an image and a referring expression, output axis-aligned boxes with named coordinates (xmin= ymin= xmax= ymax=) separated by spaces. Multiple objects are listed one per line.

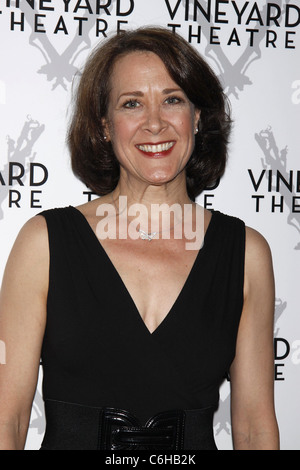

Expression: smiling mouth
xmin=136 ymin=141 xmax=176 ymax=155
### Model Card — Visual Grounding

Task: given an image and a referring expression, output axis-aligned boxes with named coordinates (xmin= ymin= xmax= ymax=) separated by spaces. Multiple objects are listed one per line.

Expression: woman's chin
xmin=138 ymin=168 xmax=182 ymax=186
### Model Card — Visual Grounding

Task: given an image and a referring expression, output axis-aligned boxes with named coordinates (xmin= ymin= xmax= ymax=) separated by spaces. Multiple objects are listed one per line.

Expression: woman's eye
xmin=123 ymin=100 xmax=140 ymax=109
xmin=165 ymin=96 xmax=182 ymax=105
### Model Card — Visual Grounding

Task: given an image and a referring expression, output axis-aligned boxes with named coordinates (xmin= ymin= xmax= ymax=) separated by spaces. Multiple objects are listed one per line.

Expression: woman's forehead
xmin=109 ymin=51 xmax=179 ymax=93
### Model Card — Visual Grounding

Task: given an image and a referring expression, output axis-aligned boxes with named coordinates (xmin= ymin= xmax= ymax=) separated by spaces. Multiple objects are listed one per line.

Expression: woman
xmin=0 ymin=27 xmax=279 ymax=450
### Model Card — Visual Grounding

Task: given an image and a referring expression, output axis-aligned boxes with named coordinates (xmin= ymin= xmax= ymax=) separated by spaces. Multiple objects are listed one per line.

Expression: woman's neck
xmin=113 ymin=173 xmax=192 ymax=210
xmin=110 ymin=176 xmax=197 ymax=242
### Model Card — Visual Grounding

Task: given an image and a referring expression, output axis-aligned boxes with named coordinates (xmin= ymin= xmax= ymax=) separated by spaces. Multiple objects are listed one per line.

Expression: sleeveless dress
xmin=38 ymin=206 xmax=245 ymax=450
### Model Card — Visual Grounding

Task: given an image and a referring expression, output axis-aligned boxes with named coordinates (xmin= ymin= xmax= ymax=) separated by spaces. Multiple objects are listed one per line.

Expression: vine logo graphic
xmin=1 ymin=0 xmax=132 ymax=90
xmin=0 ymin=116 xmax=46 ymax=219
xmin=248 ymin=127 xmax=300 ymax=249
xmin=168 ymin=0 xmax=298 ymax=98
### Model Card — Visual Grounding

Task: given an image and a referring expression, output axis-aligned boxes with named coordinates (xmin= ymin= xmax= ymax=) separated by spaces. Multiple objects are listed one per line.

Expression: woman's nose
xmin=142 ymin=105 xmax=167 ymax=135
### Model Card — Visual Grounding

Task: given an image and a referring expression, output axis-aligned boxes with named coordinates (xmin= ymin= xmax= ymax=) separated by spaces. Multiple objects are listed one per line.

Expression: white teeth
xmin=137 ymin=142 xmax=175 ymax=153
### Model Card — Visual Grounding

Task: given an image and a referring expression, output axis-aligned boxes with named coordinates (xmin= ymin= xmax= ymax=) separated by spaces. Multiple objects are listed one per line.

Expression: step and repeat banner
xmin=0 ymin=0 xmax=299 ymax=450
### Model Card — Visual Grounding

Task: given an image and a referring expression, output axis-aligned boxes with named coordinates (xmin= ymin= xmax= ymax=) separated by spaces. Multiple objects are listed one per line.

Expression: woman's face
xmin=104 ymin=51 xmax=200 ymax=190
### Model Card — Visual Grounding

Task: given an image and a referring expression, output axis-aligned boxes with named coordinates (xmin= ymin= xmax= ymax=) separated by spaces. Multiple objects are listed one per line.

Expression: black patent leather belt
xmin=41 ymin=399 xmax=217 ymax=450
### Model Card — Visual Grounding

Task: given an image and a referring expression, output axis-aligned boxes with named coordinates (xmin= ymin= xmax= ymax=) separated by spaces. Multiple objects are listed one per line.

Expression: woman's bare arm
xmin=0 ymin=216 xmax=48 ymax=449
xmin=230 ymin=227 xmax=280 ymax=450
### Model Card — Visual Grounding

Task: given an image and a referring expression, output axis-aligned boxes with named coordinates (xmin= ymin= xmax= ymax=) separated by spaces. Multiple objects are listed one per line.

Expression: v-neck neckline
xmin=68 ymin=205 xmax=217 ymax=336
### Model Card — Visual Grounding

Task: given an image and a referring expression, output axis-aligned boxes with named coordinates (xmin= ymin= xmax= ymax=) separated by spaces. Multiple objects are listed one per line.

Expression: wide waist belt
xmin=41 ymin=399 xmax=217 ymax=450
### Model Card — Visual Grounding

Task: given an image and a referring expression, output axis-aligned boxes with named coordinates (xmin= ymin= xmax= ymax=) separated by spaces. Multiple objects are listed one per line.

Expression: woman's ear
xmin=194 ymin=109 xmax=201 ymax=134
xmin=101 ymin=118 xmax=111 ymax=142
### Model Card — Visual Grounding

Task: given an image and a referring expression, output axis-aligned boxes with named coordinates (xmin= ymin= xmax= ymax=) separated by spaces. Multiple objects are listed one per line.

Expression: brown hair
xmin=68 ymin=27 xmax=231 ymax=200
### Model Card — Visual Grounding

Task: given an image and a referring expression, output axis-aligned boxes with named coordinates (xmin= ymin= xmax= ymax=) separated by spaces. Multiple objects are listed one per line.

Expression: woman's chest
xmin=99 ymin=238 xmax=200 ymax=333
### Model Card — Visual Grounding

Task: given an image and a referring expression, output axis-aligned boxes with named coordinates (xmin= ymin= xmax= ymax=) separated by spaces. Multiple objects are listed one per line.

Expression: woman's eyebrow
xmin=162 ymin=88 xmax=183 ymax=94
xmin=118 ymin=88 xmax=184 ymax=100
xmin=118 ymin=91 xmax=144 ymax=100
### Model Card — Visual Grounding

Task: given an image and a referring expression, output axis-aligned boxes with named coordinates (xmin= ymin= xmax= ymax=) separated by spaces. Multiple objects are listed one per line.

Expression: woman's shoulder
xmin=6 ymin=216 xmax=49 ymax=274
xmin=16 ymin=213 xmax=49 ymax=248
xmin=243 ymin=225 xmax=274 ymax=302
xmin=244 ymin=225 xmax=272 ymax=261
xmin=2 ymin=215 xmax=49 ymax=300
xmin=210 ymin=209 xmax=272 ymax=261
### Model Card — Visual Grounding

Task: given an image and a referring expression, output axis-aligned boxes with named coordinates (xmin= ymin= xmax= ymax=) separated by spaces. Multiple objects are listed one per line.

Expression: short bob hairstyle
xmin=68 ymin=27 xmax=231 ymax=200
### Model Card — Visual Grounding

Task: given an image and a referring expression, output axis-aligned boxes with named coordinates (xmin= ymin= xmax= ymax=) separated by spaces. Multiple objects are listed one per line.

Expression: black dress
xmin=39 ymin=206 xmax=245 ymax=450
